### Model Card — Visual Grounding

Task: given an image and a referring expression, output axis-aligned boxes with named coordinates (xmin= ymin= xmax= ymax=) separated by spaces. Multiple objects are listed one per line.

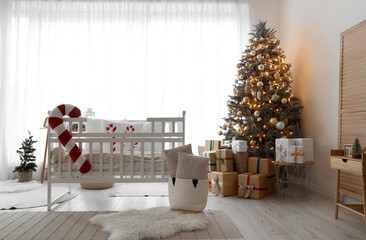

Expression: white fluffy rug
xmin=89 ymin=207 xmax=209 ymax=240
xmin=0 ymin=179 xmax=42 ymax=193
xmin=0 ymin=185 xmax=76 ymax=210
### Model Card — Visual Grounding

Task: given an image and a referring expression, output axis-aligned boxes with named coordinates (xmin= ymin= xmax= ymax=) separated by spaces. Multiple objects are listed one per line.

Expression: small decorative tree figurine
xmin=14 ymin=131 xmax=38 ymax=182
xmin=351 ymin=138 xmax=362 ymax=159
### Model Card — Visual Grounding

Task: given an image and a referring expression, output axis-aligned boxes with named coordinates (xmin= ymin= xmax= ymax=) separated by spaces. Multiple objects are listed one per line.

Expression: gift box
xmin=238 ymin=172 xmax=267 ymax=199
xmin=210 ymin=171 xmax=238 ymax=196
xmin=234 ymin=152 xmax=248 ymax=173
xmin=216 ymin=159 xmax=233 ymax=172
xmin=198 ymin=146 xmax=206 ymax=157
xmin=275 ymin=138 xmax=313 ymax=163
xmin=216 ymin=149 xmax=234 ymax=159
xmin=248 ymin=157 xmax=276 ymax=176
xmin=266 ymin=174 xmax=277 ymax=196
xmin=204 ymin=151 xmax=217 ymax=172
xmin=232 ymin=140 xmax=247 ymax=154
xmin=205 ymin=140 xmax=221 ymax=151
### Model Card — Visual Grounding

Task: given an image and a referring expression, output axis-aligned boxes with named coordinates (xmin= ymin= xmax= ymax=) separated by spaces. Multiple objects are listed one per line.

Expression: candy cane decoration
xmin=48 ymin=104 xmax=91 ymax=174
xmin=124 ymin=125 xmax=138 ymax=151
xmin=105 ymin=124 xmax=117 ymax=152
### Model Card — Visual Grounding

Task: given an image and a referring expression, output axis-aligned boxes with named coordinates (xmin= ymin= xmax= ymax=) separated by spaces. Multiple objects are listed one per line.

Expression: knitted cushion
xmin=163 ymin=144 xmax=192 ymax=177
xmin=176 ymin=152 xmax=208 ymax=180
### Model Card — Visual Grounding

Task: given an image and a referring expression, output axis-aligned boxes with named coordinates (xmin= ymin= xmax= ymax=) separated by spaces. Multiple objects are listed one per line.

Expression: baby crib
xmin=47 ymin=111 xmax=185 ymax=210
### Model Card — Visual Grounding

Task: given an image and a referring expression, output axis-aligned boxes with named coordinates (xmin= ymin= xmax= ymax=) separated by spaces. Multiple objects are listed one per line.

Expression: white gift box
xmin=232 ymin=140 xmax=247 ymax=154
xmin=275 ymin=138 xmax=313 ymax=163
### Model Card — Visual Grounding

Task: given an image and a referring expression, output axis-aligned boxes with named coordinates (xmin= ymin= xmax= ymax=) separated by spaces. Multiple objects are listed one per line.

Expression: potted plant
xmin=13 ymin=131 xmax=38 ymax=182
xmin=352 ymin=138 xmax=362 ymax=159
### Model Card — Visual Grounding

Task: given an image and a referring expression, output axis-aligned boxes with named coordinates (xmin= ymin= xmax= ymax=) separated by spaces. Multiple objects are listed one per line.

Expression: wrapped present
xmin=211 ymin=171 xmax=238 ymax=196
xmin=266 ymin=174 xmax=277 ymax=196
xmin=204 ymin=151 xmax=217 ymax=172
xmin=205 ymin=140 xmax=221 ymax=151
xmin=238 ymin=172 xmax=267 ymax=199
xmin=234 ymin=152 xmax=248 ymax=173
xmin=207 ymin=172 xmax=213 ymax=192
xmin=275 ymin=138 xmax=313 ymax=163
xmin=198 ymin=146 xmax=206 ymax=157
xmin=216 ymin=149 xmax=234 ymax=159
xmin=248 ymin=157 xmax=276 ymax=176
xmin=216 ymin=159 xmax=233 ymax=172
xmin=232 ymin=140 xmax=247 ymax=154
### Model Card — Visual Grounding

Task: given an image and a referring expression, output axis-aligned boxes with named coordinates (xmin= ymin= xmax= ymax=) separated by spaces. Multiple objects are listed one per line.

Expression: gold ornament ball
xmin=250 ymin=50 xmax=256 ymax=56
xmin=250 ymin=140 xmax=256 ymax=146
xmin=270 ymin=147 xmax=275 ymax=152
xmin=237 ymin=110 xmax=243 ymax=117
xmin=245 ymin=85 xmax=251 ymax=93
xmin=243 ymin=96 xmax=250 ymax=103
xmin=273 ymin=72 xmax=280 ymax=79
xmin=270 ymin=117 xmax=278 ymax=125
xmin=272 ymin=94 xmax=279 ymax=101
xmin=222 ymin=124 xmax=227 ymax=130
xmin=236 ymin=63 xmax=241 ymax=68
xmin=229 ymin=107 xmax=233 ymax=112
xmin=238 ymin=130 xmax=243 ymax=135
xmin=254 ymin=110 xmax=260 ymax=117
xmin=258 ymin=64 xmax=265 ymax=71
xmin=218 ymin=131 xmax=223 ymax=136
xmin=257 ymin=117 xmax=262 ymax=122
xmin=250 ymin=78 xmax=257 ymax=85
xmin=244 ymin=126 xmax=250 ymax=131
xmin=265 ymin=54 xmax=270 ymax=59
xmin=249 ymin=39 xmax=253 ymax=44
xmin=281 ymin=98 xmax=288 ymax=104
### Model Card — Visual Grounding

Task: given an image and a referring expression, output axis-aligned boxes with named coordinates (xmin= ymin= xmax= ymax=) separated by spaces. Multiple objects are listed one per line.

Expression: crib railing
xmin=47 ymin=111 xmax=185 ymax=183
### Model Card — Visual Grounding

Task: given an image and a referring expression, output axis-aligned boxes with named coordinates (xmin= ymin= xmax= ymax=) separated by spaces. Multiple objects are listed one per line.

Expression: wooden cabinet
xmin=330 ymin=150 xmax=366 ymax=228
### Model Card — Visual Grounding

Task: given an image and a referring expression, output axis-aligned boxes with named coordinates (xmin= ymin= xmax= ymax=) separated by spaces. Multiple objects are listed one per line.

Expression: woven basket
xmin=18 ymin=171 xmax=33 ymax=182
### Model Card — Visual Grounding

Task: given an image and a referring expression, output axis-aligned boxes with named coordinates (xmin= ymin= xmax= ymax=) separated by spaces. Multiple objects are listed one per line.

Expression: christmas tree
xmin=14 ymin=131 xmax=38 ymax=173
xmin=219 ymin=21 xmax=303 ymax=158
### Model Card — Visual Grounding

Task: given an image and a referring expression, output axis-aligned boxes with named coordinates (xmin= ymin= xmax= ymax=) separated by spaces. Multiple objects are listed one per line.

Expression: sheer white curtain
xmin=0 ymin=0 xmax=252 ymax=180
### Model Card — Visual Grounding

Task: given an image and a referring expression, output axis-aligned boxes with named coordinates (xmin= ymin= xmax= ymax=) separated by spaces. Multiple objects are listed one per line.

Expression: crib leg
xmin=47 ymin=178 xmax=51 ymax=211
xmin=68 ymin=183 xmax=71 ymax=194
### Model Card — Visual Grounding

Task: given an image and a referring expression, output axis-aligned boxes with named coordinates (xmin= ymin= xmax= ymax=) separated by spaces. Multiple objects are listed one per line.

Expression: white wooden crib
xmin=47 ymin=111 xmax=185 ymax=210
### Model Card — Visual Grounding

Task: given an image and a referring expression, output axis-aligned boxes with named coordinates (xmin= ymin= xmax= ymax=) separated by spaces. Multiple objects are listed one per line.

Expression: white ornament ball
xmin=250 ymin=50 xmax=256 ymax=56
xmin=258 ymin=64 xmax=265 ymax=71
xmin=276 ymin=121 xmax=285 ymax=130
xmin=273 ymin=72 xmax=280 ymax=79
xmin=256 ymin=55 xmax=262 ymax=60
xmin=281 ymin=98 xmax=288 ymax=104
xmin=272 ymin=94 xmax=279 ymax=101
xmin=239 ymin=74 xmax=244 ymax=80
xmin=257 ymin=91 xmax=262 ymax=100
xmin=257 ymin=81 xmax=263 ymax=87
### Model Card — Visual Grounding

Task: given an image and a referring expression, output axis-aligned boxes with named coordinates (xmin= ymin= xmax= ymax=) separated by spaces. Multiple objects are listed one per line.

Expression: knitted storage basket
xmin=168 ymin=177 xmax=208 ymax=212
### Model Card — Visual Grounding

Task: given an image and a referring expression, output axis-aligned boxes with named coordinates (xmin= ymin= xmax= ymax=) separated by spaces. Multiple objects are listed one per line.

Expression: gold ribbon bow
xmin=290 ymin=146 xmax=305 ymax=163
xmin=276 ymin=145 xmax=287 ymax=162
xmin=238 ymin=184 xmax=253 ymax=199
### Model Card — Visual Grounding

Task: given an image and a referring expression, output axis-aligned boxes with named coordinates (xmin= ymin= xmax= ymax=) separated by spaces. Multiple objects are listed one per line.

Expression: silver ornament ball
xmin=276 ymin=121 xmax=285 ymax=130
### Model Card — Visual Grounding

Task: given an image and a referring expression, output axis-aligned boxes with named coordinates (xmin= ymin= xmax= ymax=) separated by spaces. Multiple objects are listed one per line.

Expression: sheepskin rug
xmin=89 ymin=206 xmax=209 ymax=240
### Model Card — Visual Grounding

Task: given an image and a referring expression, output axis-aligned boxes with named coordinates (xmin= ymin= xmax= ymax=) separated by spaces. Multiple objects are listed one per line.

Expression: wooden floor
xmin=1 ymin=182 xmax=366 ymax=240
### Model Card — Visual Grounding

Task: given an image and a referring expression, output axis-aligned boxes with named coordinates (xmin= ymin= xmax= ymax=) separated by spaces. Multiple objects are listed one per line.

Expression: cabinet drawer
xmin=330 ymin=157 xmax=363 ymax=174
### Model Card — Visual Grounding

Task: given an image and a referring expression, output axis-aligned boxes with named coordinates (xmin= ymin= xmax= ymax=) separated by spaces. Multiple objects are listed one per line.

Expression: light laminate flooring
xmin=2 ymin=182 xmax=366 ymax=240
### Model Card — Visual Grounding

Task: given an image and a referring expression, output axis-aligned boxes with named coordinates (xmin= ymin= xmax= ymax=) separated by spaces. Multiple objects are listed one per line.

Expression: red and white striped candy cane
xmin=105 ymin=124 xmax=117 ymax=152
xmin=124 ymin=125 xmax=138 ymax=151
xmin=48 ymin=104 xmax=91 ymax=174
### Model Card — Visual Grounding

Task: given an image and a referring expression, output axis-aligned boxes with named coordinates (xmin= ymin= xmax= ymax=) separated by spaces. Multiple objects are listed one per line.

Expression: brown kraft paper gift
xmin=216 ymin=149 xmax=234 ymax=159
xmin=238 ymin=172 xmax=267 ymax=200
xmin=248 ymin=157 xmax=276 ymax=176
xmin=204 ymin=151 xmax=217 ymax=172
xmin=205 ymin=140 xmax=221 ymax=151
xmin=234 ymin=152 xmax=248 ymax=173
xmin=211 ymin=171 xmax=238 ymax=196
xmin=216 ymin=159 xmax=233 ymax=172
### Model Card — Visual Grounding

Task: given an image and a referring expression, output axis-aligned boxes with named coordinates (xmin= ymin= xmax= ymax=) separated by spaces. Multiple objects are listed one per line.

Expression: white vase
xmin=168 ymin=177 xmax=208 ymax=212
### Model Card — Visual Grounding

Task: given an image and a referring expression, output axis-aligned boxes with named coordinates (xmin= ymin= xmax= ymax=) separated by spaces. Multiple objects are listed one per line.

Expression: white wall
xmin=279 ymin=0 xmax=366 ymax=191
xmin=250 ymin=0 xmax=280 ymax=34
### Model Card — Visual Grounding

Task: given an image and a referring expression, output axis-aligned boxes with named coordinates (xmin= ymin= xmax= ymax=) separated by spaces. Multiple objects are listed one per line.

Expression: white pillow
xmin=102 ymin=120 xmax=144 ymax=152
xmin=84 ymin=119 xmax=104 ymax=152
